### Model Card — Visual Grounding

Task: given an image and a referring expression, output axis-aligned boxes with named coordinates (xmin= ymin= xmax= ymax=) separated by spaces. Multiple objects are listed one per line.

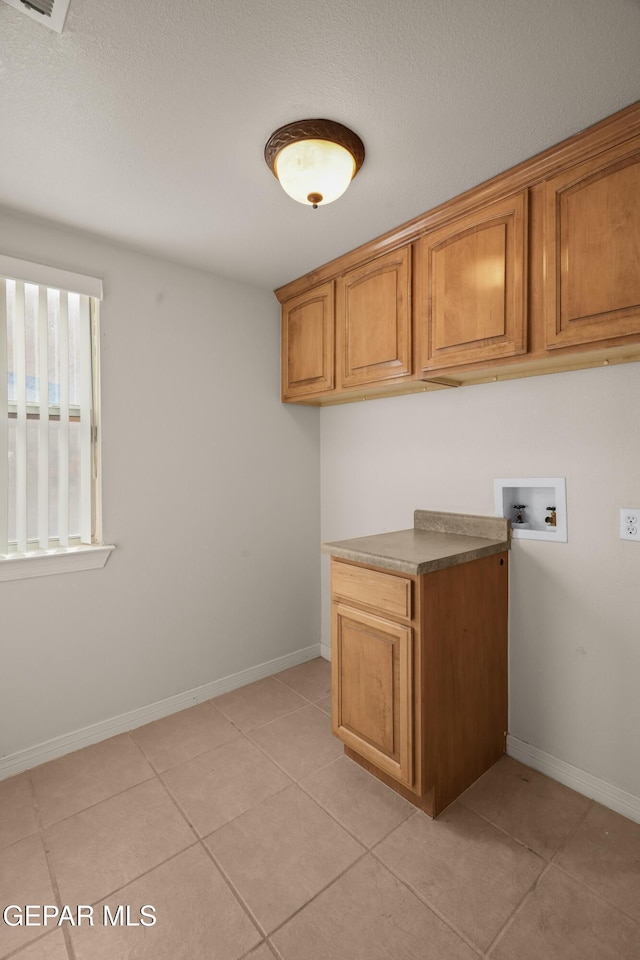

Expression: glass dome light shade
xmin=274 ymin=139 xmax=357 ymax=206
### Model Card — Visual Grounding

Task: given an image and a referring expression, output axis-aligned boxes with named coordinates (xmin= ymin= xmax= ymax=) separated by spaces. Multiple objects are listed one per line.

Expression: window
xmin=0 ymin=254 xmax=113 ymax=580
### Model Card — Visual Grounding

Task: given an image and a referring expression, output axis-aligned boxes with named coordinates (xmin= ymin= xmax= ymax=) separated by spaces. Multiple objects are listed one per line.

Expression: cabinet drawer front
xmin=331 ymin=562 xmax=412 ymax=619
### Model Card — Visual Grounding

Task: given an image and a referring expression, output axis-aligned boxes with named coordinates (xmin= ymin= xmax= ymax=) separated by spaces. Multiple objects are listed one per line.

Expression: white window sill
xmin=0 ymin=544 xmax=115 ymax=582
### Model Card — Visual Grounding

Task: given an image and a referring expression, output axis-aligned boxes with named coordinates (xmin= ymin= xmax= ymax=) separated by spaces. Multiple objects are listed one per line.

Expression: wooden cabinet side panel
xmin=416 ymin=193 xmax=528 ymax=371
xmin=282 ymin=281 xmax=334 ymax=399
xmin=336 ymin=247 xmax=412 ymax=388
xmin=544 ymin=137 xmax=640 ymax=348
xmin=421 ymin=553 xmax=508 ymax=816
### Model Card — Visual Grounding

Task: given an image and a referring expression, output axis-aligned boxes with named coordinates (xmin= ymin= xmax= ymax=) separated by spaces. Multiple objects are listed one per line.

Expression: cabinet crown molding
xmin=275 ymin=100 xmax=640 ymax=303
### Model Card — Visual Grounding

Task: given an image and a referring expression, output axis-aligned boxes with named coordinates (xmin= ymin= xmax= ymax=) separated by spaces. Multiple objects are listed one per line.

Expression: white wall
xmin=0 ymin=208 xmax=321 ymax=762
xmin=3 ymin=203 xmax=638 ymax=813
xmin=321 ymin=364 xmax=640 ymax=802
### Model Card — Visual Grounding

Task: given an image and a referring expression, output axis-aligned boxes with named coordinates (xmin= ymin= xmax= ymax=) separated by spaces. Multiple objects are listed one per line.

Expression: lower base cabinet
xmin=330 ymin=553 xmax=508 ymax=818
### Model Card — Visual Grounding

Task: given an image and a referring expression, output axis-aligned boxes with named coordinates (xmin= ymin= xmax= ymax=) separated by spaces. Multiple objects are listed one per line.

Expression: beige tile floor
xmin=1 ymin=656 xmax=639 ymax=960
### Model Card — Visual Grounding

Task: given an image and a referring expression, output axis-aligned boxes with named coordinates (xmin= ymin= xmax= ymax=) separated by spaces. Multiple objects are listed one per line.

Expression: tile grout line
xmin=547 ymin=796 xmax=596 ymax=863
xmin=543 ymin=794 xmax=597 ymax=885
xmin=7 ymin=673 xmax=328 ymax=828
xmin=268 ymin=677 xmax=331 ymax=726
xmin=86 ymin=842 xmax=202 ymax=909
xmin=161 ymin=722 xmax=300 ymax=813
xmin=125 ymin=727 xmax=163 ymax=770
xmin=33 ymin=773 xmax=158 ymax=831
xmin=177 ymin=716 xmax=441 ymax=946
xmin=36 ymin=756 xmax=204 ymax=934
xmin=243 ymin=730 xmax=341 ymax=789
xmin=213 ymin=685 xmax=314 ymax=733
xmin=240 ymin=937 xmax=280 ymax=960
xmin=18 ymin=687 xmax=338 ymax=953
xmin=265 ymin=935 xmax=286 ymax=960
xmin=239 ymin=701 xmax=330 ymax=741
xmin=192 ymin=741 xmax=434 ymax=946
xmin=31 ymin=690 xmax=482 ymax=956
xmin=295 ymin=764 xmax=415 ymax=852
xmin=0 ymin=770 xmax=77 ymax=960
xmin=228 ymin=681 xmax=341 ymax=786
xmin=193 ymin=668 xmax=364 ymax=943
xmin=2 ymin=929 xmax=64 ymax=960
xmin=548 ymin=806 xmax=640 ymax=929
xmin=482 ymin=860 xmax=555 ymax=957
xmin=0 ymin=669 xmax=328 ymax=942
xmin=130 ymin=701 xmax=246 ymax=774
xmin=194 ymin=756 xmax=371 ymax=944
xmin=368 ymin=824 xmax=485 ymax=958
xmin=258 ymin=848 xmax=371 ymax=943
xmin=482 ymin=797 xmax=597 ymax=956
xmin=28 ymin=768 xmax=78 ymax=960
xmin=456 ymin=794 xmax=575 ymax=860
xmin=198 ymin=838 xmax=270 ymax=941
xmin=149 ymin=765 xmax=267 ymax=945
xmin=550 ymin=860 xmax=640 ymax=926
xmin=13 ymin=663 xmax=634 ymax=958
xmin=26 ymin=732 xmax=157 ymax=832
xmin=137 ymin=749 xmax=266 ymax=943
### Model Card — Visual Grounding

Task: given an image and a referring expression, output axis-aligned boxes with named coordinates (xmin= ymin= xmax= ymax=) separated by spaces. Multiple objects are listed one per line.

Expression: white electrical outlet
xmin=620 ymin=508 xmax=640 ymax=541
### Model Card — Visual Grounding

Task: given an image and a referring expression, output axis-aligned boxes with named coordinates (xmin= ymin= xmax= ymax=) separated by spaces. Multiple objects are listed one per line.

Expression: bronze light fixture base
xmin=265 ymin=119 xmax=365 ymax=207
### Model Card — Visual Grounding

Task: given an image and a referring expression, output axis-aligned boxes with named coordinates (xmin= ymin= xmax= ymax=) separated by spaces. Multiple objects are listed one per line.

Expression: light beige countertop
xmin=321 ymin=510 xmax=511 ymax=575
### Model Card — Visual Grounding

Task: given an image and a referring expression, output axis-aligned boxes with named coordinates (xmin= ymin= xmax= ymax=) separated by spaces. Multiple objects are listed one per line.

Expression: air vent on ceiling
xmin=2 ymin=0 xmax=71 ymax=32
xmin=22 ymin=0 xmax=54 ymax=16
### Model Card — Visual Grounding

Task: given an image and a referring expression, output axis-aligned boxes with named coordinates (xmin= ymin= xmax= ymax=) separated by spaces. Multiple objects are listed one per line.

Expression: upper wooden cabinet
xmin=281 ymin=281 xmax=334 ymax=400
xmin=543 ymin=137 xmax=640 ymax=349
xmin=336 ymin=247 xmax=412 ymax=388
xmin=415 ymin=192 xmax=527 ymax=371
xmin=276 ymin=102 xmax=640 ymax=404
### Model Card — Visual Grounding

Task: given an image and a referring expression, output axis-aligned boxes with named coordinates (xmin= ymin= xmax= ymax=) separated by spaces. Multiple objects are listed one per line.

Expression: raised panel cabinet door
xmin=416 ymin=192 xmax=527 ymax=371
xmin=281 ymin=281 xmax=334 ymax=399
xmin=336 ymin=247 xmax=411 ymax=388
xmin=543 ymin=137 xmax=640 ymax=348
xmin=331 ymin=602 xmax=414 ymax=786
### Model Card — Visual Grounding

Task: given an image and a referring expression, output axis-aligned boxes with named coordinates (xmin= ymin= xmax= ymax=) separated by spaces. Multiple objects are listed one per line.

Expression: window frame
xmin=0 ymin=254 xmax=113 ymax=581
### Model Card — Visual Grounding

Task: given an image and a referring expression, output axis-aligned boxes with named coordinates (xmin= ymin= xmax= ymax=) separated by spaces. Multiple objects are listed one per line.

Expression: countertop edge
xmin=321 ymin=539 xmax=510 ymax=575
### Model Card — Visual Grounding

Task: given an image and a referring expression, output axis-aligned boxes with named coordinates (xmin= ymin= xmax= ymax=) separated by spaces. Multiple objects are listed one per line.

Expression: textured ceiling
xmin=1 ymin=0 xmax=640 ymax=290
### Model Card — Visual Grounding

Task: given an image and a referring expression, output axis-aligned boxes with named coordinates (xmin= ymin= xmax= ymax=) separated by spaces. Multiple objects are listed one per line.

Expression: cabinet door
xmin=336 ymin=247 xmax=411 ymax=388
xmin=281 ymin=281 xmax=334 ymax=400
xmin=416 ymin=192 xmax=527 ymax=371
xmin=331 ymin=602 xmax=414 ymax=786
xmin=543 ymin=138 xmax=640 ymax=348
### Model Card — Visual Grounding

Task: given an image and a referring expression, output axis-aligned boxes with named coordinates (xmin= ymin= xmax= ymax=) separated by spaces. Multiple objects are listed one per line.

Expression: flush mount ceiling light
xmin=265 ymin=119 xmax=365 ymax=209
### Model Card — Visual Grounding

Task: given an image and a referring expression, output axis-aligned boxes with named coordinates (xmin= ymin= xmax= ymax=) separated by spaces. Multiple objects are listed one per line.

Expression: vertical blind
xmin=0 ymin=255 xmax=102 ymax=557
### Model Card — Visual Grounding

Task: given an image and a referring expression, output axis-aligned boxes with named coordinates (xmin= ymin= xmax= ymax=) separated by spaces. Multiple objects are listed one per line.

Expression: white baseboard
xmin=507 ymin=735 xmax=640 ymax=825
xmin=320 ymin=642 xmax=331 ymax=661
xmin=0 ymin=643 xmax=321 ymax=781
